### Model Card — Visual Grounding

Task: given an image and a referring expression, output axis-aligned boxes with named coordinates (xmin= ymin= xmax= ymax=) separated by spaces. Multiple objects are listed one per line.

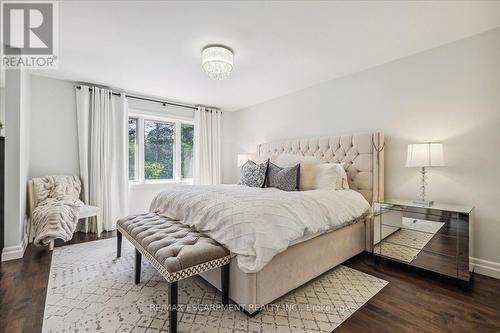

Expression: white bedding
xmin=150 ymin=185 xmax=370 ymax=273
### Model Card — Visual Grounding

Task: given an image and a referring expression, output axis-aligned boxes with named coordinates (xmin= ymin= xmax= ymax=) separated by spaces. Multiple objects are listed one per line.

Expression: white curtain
xmin=76 ymin=86 xmax=128 ymax=231
xmin=193 ymin=107 xmax=222 ymax=185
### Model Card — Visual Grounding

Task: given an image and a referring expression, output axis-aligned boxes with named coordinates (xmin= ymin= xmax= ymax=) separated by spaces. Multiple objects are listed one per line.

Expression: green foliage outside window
xmin=144 ymin=162 xmax=165 ymax=179
xmin=181 ymin=124 xmax=194 ymax=178
xmin=129 ymin=118 xmax=137 ymax=180
xmin=128 ymin=117 xmax=194 ymax=181
xmin=144 ymin=120 xmax=174 ymax=180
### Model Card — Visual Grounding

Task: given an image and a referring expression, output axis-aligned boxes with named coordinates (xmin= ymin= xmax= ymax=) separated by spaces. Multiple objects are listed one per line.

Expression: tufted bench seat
xmin=116 ymin=213 xmax=231 ymax=333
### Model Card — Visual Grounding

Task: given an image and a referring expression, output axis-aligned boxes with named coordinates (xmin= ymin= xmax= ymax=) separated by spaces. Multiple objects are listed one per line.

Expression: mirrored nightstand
xmin=373 ymin=199 xmax=474 ymax=287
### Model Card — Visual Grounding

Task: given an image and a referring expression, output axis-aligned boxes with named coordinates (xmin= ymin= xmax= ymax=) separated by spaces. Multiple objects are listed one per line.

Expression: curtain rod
xmin=75 ymin=85 xmax=198 ymax=111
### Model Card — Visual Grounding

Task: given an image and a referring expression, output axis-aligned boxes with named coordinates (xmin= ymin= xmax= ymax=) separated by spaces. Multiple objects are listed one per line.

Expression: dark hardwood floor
xmin=337 ymin=256 xmax=500 ymax=333
xmin=0 ymin=231 xmax=115 ymax=333
xmin=1 ymin=233 xmax=499 ymax=333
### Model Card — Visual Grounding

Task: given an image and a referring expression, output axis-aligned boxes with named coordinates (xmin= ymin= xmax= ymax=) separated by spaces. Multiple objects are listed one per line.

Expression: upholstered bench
xmin=116 ymin=213 xmax=231 ymax=333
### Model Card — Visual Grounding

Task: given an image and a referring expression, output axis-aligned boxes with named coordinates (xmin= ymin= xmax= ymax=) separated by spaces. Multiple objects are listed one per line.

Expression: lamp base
xmin=413 ymin=199 xmax=434 ymax=207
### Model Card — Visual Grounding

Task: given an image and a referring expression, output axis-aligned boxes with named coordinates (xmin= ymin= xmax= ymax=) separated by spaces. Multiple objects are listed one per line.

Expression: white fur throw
xmin=32 ymin=176 xmax=83 ymax=246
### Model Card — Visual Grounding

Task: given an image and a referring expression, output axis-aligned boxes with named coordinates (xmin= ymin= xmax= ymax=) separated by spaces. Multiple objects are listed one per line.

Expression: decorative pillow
xmin=335 ymin=164 xmax=350 ymax=190
xmin=266 ymin=163 xmax=300 ymax=191
xmin=273 ymin=154 xmax=319 ymax=191
xmin=239 ymin=159 xmax=269 ymax=188
xmin=315 ymin=163 xmax=350 ymax=190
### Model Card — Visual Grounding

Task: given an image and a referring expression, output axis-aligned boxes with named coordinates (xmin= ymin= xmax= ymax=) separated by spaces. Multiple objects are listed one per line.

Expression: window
xmin=128 ymin=118 xmax=138 ymax=180
xmin=128 ymin=113 xmax=194 ymax=184
xmin=144 ymin=120 xmax=175 ymax=180
xmin=181 ymin=124 xmax=194 ymax=179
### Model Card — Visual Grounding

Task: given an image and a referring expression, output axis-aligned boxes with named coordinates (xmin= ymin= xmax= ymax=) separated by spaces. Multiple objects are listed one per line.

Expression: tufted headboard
xmin=257 ymin=132 xmax=384 ymax=204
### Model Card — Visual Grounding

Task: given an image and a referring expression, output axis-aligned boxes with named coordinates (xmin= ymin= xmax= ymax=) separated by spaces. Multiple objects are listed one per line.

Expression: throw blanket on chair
xmin=32 ymin=176 xmax=84 ymax=246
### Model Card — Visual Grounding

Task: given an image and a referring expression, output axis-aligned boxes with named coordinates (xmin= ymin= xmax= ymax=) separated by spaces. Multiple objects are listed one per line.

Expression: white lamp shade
xmin=406 ymin=143 xmax=445 ymax=167
xmin=237 ymin=154 xmax=253 ymax=167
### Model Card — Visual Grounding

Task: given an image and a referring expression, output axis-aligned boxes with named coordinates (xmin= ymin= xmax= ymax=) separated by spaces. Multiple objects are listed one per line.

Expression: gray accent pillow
xmin=266 ymin=162 xmax=300 ymax=191
xmin=239 ymin=159 xmax=269 ymax=188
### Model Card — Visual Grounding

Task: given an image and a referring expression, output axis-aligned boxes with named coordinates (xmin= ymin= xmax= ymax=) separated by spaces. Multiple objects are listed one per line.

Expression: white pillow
xmin=251 ymin=155 xmax=271 ymax=164
xmin=315 ymin=163 xmax=349 ymax=190
xmin=273 ymin=154 xmax=350 ymax=191
xmin=273 ymin=154 xmax=319 ymax=191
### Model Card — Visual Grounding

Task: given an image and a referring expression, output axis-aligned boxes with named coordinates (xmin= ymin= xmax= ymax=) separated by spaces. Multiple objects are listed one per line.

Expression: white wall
xmin=222 ymin=28 xmax=500 ymax=273
xmin=128 ymin=98 xmax=195 ymax=120
xmin=29 ymin=75 xmax=79 ymax=177
xmin=2 ymin=68 xmax=31 ymax=261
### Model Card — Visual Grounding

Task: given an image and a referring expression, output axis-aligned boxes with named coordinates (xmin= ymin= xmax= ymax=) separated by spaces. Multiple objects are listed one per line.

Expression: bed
xmin=154 ymin=132 xmax=384 ymax=314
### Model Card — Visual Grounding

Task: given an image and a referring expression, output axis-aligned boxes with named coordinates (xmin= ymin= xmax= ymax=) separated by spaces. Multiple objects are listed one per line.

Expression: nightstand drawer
xmin=379 ymin=206 xmax=458 ymax=239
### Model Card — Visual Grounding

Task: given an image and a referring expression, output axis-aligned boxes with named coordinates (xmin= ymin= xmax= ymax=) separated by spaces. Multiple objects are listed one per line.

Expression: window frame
xmin=128 ymin=117 xmax=139 ymax=182
xmin=129 ymin=110 xmax=194 ymax=187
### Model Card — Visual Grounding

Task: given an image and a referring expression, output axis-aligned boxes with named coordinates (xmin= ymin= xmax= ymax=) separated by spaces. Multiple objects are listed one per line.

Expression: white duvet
xmin=150 ymin=185 xmax=370 ymax=273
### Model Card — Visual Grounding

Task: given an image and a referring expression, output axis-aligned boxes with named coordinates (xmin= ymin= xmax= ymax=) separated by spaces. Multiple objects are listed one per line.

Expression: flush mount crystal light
xmin=202 ymin=46 xmax=233 ymax=80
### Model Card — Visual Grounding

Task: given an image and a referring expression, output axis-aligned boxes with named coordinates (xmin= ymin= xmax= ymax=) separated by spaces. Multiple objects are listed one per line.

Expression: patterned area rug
xmin=374 ymin=218 xmax=445 ymax=263
xmin=43 ymin=238 xmax=388 ymax=333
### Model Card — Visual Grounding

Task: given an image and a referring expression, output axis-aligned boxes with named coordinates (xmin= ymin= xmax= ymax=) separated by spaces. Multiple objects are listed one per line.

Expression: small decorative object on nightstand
xmin=406 ymin=142 xmax=444 ymax=206
xmin=373 ymin=199 xmax=474 ymax=288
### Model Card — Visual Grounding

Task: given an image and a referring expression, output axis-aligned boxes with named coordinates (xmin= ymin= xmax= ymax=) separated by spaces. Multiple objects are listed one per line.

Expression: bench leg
xmin=134 ymin=249 xmax=141 ymax=284
xmin=116 ymin=230 xmax=122 ymax=258
xmin=221 ymin=263 xmax=230 ymax=306
xmin=169 ymin=282 xmax=178 ymax=333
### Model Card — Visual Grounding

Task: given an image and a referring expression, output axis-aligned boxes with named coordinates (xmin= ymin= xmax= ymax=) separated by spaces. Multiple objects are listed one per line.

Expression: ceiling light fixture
xmin=202 ymin=45 xmax=233 ymax=80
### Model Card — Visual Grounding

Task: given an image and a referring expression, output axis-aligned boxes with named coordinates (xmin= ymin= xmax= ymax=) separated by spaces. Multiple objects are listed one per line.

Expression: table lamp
xmin=406 ymin=142 xmax=444 ymax=206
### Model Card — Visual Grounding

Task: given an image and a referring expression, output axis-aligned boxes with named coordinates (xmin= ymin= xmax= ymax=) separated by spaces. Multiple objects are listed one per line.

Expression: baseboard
xmin=1 ymin=235 xmax=28 ymax=261
xmin=471 ymin=257 xmax=500 ymax=280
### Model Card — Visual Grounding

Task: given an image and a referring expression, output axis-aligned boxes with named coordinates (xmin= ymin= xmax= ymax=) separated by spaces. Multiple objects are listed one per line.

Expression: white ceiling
xmin=21 ymin=1 xmax=500 ymax=110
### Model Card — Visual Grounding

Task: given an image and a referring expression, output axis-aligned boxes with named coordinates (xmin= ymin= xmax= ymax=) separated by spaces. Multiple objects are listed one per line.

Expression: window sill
xmin=128 ymin=179 xmax=193 ymax=190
